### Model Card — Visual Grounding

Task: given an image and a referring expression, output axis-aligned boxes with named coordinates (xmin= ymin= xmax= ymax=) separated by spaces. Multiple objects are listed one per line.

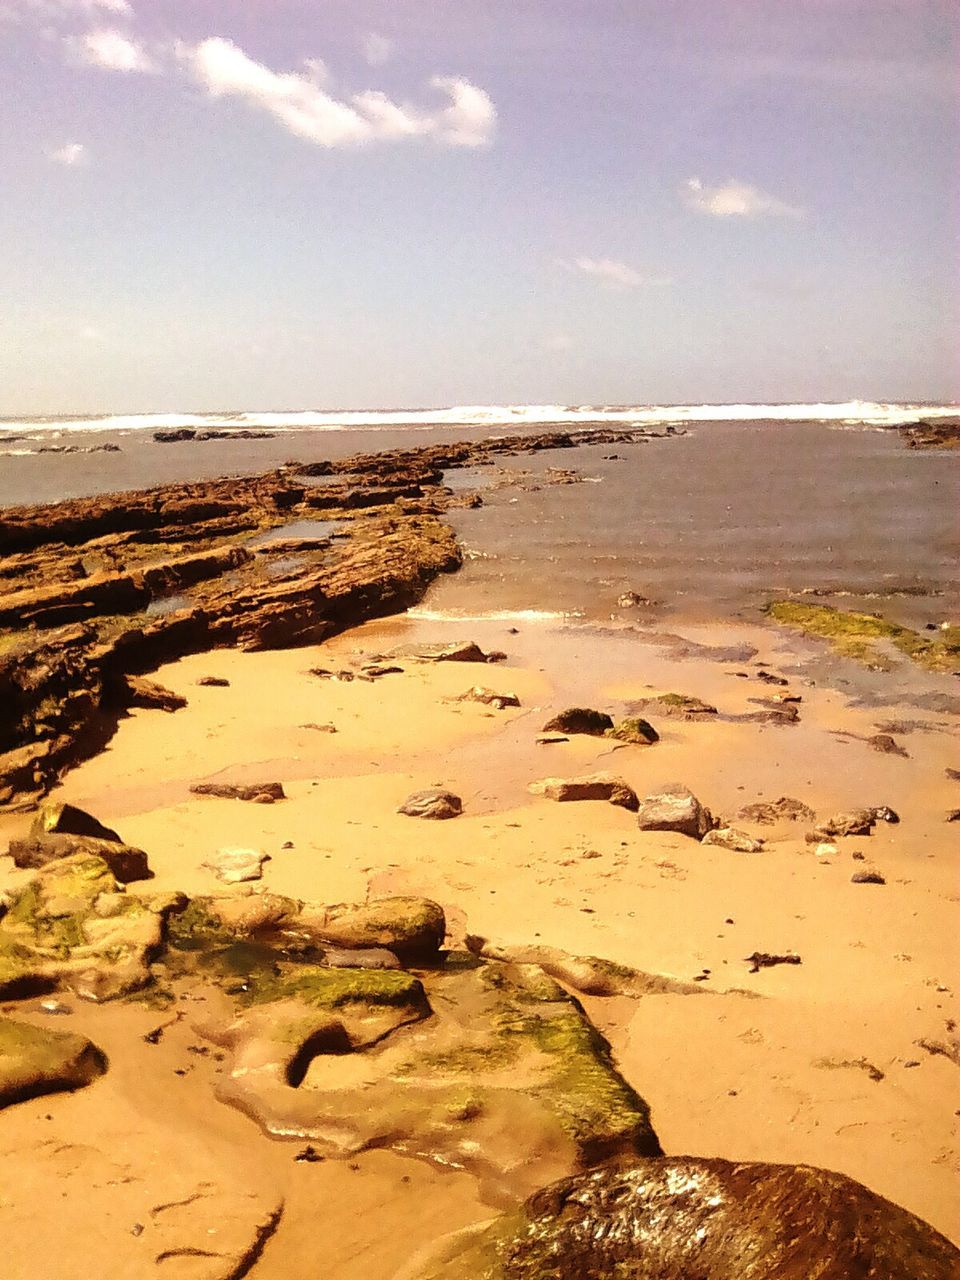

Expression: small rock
xmin=617 ymin=591 xmax=657 ymax=608
xmin=702 ymin=827 xmax=764 ymax=853
xmin=197 ymin=676 xmax=230 ymax=687
xmin=872 ymin=805 xmax=900 ymax=824
xmin=201 ymin=847 xmax=269 ymax=884
xmin=745 ymin=952 xmax=802 ymax=973
xmin=398 ymin=789 xmax=463 ymax=820
xmin=636 ymin=784 xmax=715 ymax=839
xmin=190 ymin=781 xmax=286 ymax=802
xmin=541 ymin=707 xmax=614 ymax=736
xmin=301 ymin=722 xmax=337 ymax=733
xmin=851 ymin=867 xmax=886 ymax=885
xmin=868 ymin=733 xmax=909 ymax=757
xmin=737 ymin=796 xmax=815 ymax=826
xmin=947 ymin=809 xmax=960 ymax=823
xmin=321 ymin=946 xmax=401 ymax=970
xmin=814 ymin=809 xmax=877 ymax=838
xmin=457 ymin=686 xmax=521 ymax=709
xmin=756 ymin=670 xmax=789 ymax=686
xmin=607 ymin=717 xmax=659 ymax=745
xmin=529 ymin=774 xmax=639 ymax=811
xmin=122 ymin=675 xmax=187 ymax=713
xmin=814 ymin=842 xmax=838 ymax=857
xmin=39 ymin=999 xmax=72 ymax=1016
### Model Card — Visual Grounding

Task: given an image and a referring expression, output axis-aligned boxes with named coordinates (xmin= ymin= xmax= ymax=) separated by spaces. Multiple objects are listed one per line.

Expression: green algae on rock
xmin=765 ymin=601 xmax=960 ymax=671
xmin=607 ymin=717 xmax=660 ymax=745
xmin=0 ymin=853 xmax=174 ymax=1001
xmin=0 ymin=1016 xmax=107 ymax=1108
xmin=402 ymin=1158 xmax=960 ymax=1280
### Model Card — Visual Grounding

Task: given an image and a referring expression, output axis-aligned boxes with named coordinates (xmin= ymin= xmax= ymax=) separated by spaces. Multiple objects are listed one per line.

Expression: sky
xmin=1 ymin=0 xmax=957 ymax=413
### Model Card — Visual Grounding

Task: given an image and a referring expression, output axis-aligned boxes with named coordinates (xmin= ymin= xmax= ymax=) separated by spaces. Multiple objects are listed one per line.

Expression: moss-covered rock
xmin=0 ymin=1016 xmax=107 ymax=1108
xmin=631 ymin=693 xmax=718 ymax=720
xmin=405 ymin=1158 xmax=960 ymax=1280
xmin=765 ymin=600 xmax=960 ymax=671
xmin=607 ymin=717 xmax=659 ymax=745
xmin=0 ymin=854 xmax=170 ymax=1000
xmin=541 ymin=708 xmax=614 ymax=736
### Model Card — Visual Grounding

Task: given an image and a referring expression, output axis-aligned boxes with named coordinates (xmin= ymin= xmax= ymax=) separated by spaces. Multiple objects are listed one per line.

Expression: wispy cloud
xmin=3 ymin=0 xmax=131 ymax=19
xmin=564 ymin=257 xmax=671 ymax=290
xmin=683 ymin=177 xmax=804 ymax=220
xmin=76 ymin=27 xmax=155 ymax=72
xmin=362 ymin=32 xmax=394 ymax=68
xmin=175 ymin=37 xmax=495 ymax=148
xmin=47 ymin=140 xmax=87 ymax=165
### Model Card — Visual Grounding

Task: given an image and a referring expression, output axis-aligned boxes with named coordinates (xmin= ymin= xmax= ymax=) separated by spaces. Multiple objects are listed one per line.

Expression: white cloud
xmin=47 ymin=140 xmax=87 ymax=165
xmin=177 ymin=37 xmax=495 ymax=149
xmin=362 ymin=32 xmax=394 ymax=67
xmin=683 ymin=177 xmax=803 ymax=220
xmin=77 ymin=27 xmax=155 ymax=71
xmin=565 ymin=257 xmax=670 ymax=290
xmin=3 ymin=0 xmax=131 ymax=19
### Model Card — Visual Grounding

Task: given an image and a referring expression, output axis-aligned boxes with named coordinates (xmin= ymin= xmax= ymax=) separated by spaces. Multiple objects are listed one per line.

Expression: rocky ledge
xmin=0 ymin=425 xmax=666 ymax=811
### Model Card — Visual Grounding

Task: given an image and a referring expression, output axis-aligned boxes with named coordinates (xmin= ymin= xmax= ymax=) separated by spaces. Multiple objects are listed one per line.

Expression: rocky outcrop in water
xmin=0 ymin=426 xmax=665 ymax=812
xmin=404 ymin=1158 xmax=960 ymax=1279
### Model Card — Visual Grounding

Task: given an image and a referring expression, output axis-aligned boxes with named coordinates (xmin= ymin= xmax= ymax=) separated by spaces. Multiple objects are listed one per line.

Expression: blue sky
xmin=1 ymin=0 xmax=957 ymax=412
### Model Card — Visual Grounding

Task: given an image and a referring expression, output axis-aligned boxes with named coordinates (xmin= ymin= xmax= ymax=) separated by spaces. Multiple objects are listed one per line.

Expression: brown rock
xmin=398 ymin=789 xmax=462 ymax=820
xmin=190 ymin=781 xmax=286 ymax=802
xmin=736 ymin=796 xmax=816 ymax=825
xmin=702 ymin=827 xmax=764 ymax=853
xmin=529 ymin=774 xmax=639 ymax=811
xmin=9 ymin=833 xmax=151 ymax=884
xmin=869 ymin=733 xmax=909 ymax=757
xmin=541 ymin=707 xmax=614 ymax=736
xmin=636 ymin=784 xmax=715 ymax=839
xmin=122 ymin=675 xmax=187 ymax=712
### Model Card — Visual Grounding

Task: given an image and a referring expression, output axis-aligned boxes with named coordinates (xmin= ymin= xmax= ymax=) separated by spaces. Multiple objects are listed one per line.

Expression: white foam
xmin=0 ymin=400 xmax=956 ymax=437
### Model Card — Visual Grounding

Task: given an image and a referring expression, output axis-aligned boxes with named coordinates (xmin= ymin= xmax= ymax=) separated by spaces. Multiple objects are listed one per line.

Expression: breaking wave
xmin=0 ymin=400 xmax=956 ymax=437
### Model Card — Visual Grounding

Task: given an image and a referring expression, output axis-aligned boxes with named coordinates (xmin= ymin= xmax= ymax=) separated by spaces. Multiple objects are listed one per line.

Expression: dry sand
xmin=0 ymin=612 xmax=957 ymax=1277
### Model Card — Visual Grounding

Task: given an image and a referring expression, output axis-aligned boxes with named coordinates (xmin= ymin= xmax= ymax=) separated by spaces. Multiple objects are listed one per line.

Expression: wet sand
xmin=1 ymin=607 xmax=957 ymax=1276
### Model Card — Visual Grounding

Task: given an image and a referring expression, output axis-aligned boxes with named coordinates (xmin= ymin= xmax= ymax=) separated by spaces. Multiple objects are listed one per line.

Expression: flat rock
xmin=201 ymin=846 xmax=269 ymax=884
xmin=0 ymin=1016 xmax=106 ymax=1108
xmin=702 ymin=827 xmax=764 ymax=853
xmin=869 ymin=732 xmax=909 ymax=757
xmin=814 ymin=808 xmax=877 ymax=838
xmin=398 ymin=789 xmax=463 ymax=820
xmin=191 ymin=781 xmax=286 ymax=803
xmin=630 ymin=693 xmax=717 ymax=721
xmin=405 ymin=1157 xmax=960 ymax=1279
xmin=529 ymin=774 xmax=639 ymax=811
xmin=457 ymin=686 xmax=520 ymax=709
xmin=541 ymin=707 xmax=614 ymax=736
xmin=400 ymin=641 xmax=493 ymax=663
xmin=299 ymin=896 xmax=447 ymax=961
xmin=636 ymin=784 xmax=715 ymax=839
xmin=607 ymin=718 xmax=659 ymax=745
xmin=122 ymin=675 xmax=187 ymax=712
xmin=197 ymin=675 xmax=230 ymax=687
xmin=736 ymin=796 xmax=815 ymax=825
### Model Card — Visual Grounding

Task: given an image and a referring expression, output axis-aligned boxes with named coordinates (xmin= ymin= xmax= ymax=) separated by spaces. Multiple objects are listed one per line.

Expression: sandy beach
xmin=1 ymin=597 xmax=957 ymax=1276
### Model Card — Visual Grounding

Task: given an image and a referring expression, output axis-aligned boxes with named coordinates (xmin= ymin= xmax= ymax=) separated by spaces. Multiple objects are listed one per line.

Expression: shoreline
xmin=0 ymin=428 xmax=957 ymax=1276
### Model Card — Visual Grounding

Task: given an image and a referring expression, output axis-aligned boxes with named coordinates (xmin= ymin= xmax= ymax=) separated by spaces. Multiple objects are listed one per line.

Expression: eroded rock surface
xmin=702 ymin=827 xmax=765 ymax=853
xmin=404 ymin=1158 xmax=960 ymax=1279
xmin=398 ymin=789 xmax=463 ymax=820
xmin=529 ymin=774 xmax=639 ymax=811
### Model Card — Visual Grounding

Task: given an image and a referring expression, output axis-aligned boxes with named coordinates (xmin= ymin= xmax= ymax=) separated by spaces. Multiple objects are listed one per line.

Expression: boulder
xmin=191 ymin=781 xmax=286 ymax=803
xmin=636 ymin=784 xmax=716 ymax=839
xmin=0 ymin=1016 xmax=107 ymax=1108
xmin=702 ymin=827 xmax=764 ymax=853
xmin=457 ymin=686 xmax=520 ymax=709
xmin=122 ymin=675 xmax=187 ymax=712
xmin=607 ymin=718 xmax=659 ymax=745
xmin=541 ymin=708 xmax=614 ymax=736
xmin=405 ymin=1158 xmax=960 ymax=1280
xmin=736 ymin=796 xmax=815 ymax=826
xmin=398 ymin=789 xmax=463 ymax=820
xmin=201 ymin=847 xmax=269 ymax=884
xmin=9 ymin=832 xmax=151 ymax=884
xmin=529 ymin=774 xmax=639 ymax=811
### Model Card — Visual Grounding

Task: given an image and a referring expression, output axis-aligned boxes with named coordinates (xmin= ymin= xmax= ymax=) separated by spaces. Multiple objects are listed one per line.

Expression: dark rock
xmin=190 ymin=782 xmax=286 ymax=803
xmin=630 ymin=693 xmax=717 ymax=721
xmin=756 ymin=669 xmax=789 ymax=686
xmin=542 ymin=707 xmax=614 ymax=737
xmin=403 ymin=641 xmax=491 ymax=663
xmin=398 ymin=789 xmax=463 ymax=820
xmin=29 ymin=801 xmax=120 ymax=844
xmin=745 ymin=952 xmax=802 ymax=973
xmin=411 ymin=1158 xmax=960 ymax=1279
xmin=153 ymin=428 xmax=197 ymax=443
xmin=851 ymin=867 xmax=886 ymax=884
xmin=9 ymin=832 xmax=151 ymax=883
xmin=197 ymin=676 xmax=230 ymax=687
xmin=636 ymin=784 xmax=715 ymax=839
xmin=947 ymin=809 xmax=960 ymax=823
xmin=736 ymin=796 xmax=816 ymax=825
xmin=301 ymin=722 xmax=337 ymax=733
xmin=873 ymin=805 xmax=900 ymax=823
xmin=123 ymin=675 xmax=187 ymax=712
